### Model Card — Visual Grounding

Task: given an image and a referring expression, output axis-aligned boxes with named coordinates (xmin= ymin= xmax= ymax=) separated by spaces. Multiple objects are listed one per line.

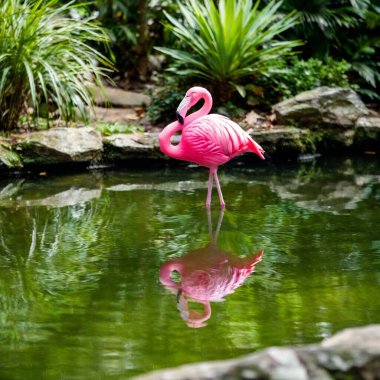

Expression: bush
xmin=147 ymin=74 xmax=191 ymax=124
xmin=0 ymin=0 xmax=113 ymax=131
xmin=156 ymin=0 xmax=301 ymax=101
xmin=251 ymin=57 xmax=353 ymax=105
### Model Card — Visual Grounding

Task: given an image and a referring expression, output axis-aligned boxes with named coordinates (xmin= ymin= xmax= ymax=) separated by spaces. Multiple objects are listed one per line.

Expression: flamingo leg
xmin=214 ymin=171 xmax=225 ymax=209
xmin=214 ymin=208 xmax=225 ymax=242
xmin=206 ymin=171 xmax=213 ymax=208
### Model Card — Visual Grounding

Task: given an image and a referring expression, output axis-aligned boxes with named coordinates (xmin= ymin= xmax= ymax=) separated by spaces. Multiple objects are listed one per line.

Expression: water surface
xmin=0 ymin=157 xmax=379 ymax=379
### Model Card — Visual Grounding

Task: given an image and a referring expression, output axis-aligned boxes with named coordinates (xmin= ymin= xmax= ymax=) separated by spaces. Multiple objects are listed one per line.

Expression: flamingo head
xmin=176 ymin=87 xmax=212 ymax=125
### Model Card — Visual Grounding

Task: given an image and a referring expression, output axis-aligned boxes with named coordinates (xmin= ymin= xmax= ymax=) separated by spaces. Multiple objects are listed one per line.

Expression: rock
xmin=90 ymin=84 xmax=151 ymax=107
xmin=89 ymin=106 xmax=140 ymax=123
xmin=103 ymin=132 xmax=161 ymax=161
xmin=274 ymin=87 xmax=369 ymax=128
xmin=0 ymin=139 xmax=23 ymax=169
xmin=249 ymin=127 xmax=313 ymax=158
xmin=134 ymin=325 xmax=380 ymax=380
xmin=243 ymin=110 xmax=267 ymax=128
xmin=355 ymin=116 xmax=380 ymax=151
xmin=14 ymin=127 xmax=103 ymax=166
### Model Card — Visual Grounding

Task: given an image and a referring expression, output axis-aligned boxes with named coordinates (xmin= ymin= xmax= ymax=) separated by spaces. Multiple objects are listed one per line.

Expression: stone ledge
xmin=273 ymin=87 xmax=369 ymax=128
xmin=13 ymin=126 xmax=103 ymax=166
xmin=134 ymin=325 xmax=380 ymax=380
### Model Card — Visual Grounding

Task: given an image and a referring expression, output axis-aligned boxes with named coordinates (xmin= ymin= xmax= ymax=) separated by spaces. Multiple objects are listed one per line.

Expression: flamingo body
xmin=159 ymin=87 xmax=264 ymax=208
xmin=182 ymin=114 xmax=264 ymax=168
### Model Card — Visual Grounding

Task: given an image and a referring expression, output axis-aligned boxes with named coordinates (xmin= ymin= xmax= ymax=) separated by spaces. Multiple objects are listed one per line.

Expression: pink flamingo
xmin=159 ymin=87 xmax=265 ymax=208
xmin=159 ymin=210 xmax=263 ymax=328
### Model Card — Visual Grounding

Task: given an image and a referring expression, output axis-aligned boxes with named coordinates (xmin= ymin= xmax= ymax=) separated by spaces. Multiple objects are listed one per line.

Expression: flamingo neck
xmin=184 ymin=92 xmax=212 ymax=126
xmin=159 ymin=260 xmax=183 ymax=288
xmin=158 ymin=121 xmax=184 ymax=160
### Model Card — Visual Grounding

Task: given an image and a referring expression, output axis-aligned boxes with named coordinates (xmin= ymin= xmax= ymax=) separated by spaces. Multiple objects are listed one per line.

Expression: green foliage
xmin=95 ymin=122 xmax=143 ymax=136
xmin=269 ymin=0 xmax=380 ymax=98
xmin=147 ymin=74 xmax=189 ymax=124
xmin=0 ymin=0 xmax=113 ymax=131
xmin=62 ymin=0 xmax=175 ymax=80
xmin=337 ymin=3 xmax=380 ymax=99
xmin=156 ymin=0 xmax=301 ymax=99
xmin=273 ymin=0 xmax=371 ymax=57
xmin=252 ymin=57 xmax=353 ymax=104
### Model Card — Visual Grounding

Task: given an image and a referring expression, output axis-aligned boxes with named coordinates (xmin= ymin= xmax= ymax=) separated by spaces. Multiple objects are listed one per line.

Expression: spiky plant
xmin=0 ymin=0 xmax=113 ymax=131
xmin=156 ymin=0 xmax=301 ymax=99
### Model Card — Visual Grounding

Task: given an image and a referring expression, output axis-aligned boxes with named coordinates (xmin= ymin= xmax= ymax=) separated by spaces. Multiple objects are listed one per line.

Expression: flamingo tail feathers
xmin=248 ymin=137 xmax=265 ymax=160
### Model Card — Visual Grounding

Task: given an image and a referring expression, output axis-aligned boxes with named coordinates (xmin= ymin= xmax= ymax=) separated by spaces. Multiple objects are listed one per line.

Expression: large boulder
xmin=14 ymin=126 xmax=103 ymax=166
xmin=249 ymin=127 xmax=312 ymax=158
xmin=355 ymin=116 xmax=380 ymax=151
xmin=103 ymin=132 xmax=161 ymax=161
xmin=274 ymin=87 xmax=369 ymax=129
xmin=134 ymin=325 xmax=380 ymax=380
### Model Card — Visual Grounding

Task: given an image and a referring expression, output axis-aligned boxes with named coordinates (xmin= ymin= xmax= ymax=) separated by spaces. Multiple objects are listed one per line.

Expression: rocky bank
xmin=134 ymin=325 xmax=380 ymax=380
xmin=0 ymin=86 xmax=379 ymax=174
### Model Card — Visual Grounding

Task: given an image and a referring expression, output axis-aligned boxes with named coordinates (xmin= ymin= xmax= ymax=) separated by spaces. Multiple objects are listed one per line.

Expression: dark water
xmin=0 ymin=157 xmax=379 ymax=379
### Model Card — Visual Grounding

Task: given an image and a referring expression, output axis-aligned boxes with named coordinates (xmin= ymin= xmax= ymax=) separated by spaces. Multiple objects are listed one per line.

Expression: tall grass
xmin=0 ymin=0 xmax=113 ymax=131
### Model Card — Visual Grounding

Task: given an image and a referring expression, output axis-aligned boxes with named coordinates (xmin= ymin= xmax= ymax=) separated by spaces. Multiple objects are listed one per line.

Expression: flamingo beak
xmin=176 ymin=96 xmax=191 ymax=125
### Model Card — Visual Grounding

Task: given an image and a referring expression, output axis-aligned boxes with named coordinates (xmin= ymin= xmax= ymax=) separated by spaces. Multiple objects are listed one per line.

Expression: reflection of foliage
xmin=0 ymin=194 xmax=112 ymax=344
xmin=0 ymin=159 xmax=379 ymax=378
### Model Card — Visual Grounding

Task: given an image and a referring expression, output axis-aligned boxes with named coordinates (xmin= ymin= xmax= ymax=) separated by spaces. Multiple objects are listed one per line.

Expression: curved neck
xmin=159 ymin=260 xmax=183 ymax=288
xmin=184 ymin=93 xmax=212 ymax=126
xmin=158 ymin=121 xmax=184 ymax=160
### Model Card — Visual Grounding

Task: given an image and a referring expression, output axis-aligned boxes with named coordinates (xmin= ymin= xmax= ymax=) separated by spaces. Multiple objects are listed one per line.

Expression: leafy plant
xmin=273 ymin=0 xmax=371 ymax=57
xmin=147 ymin=74 xmax=190 ymax=124
xmin=156 ymin=0 xmax=301 ymax=100
xmin=251 ymin=56 xmax=353 ymax=104
xmin=0 ymin=0 xmax=113 ymax=131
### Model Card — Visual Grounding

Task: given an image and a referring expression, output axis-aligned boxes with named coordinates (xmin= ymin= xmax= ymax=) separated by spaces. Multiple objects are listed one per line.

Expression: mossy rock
xmin=251 ymin=127 xmax=315 ymax=158
xmin=14 ymin=127 xmax=103 ymax=166
xmin=0 ymin=140 xmax=23 ymax=169
xmin=354 ymin=116 xmax=380 ymax=151
xmin=102 ymin=132 xmax=163 ymax=162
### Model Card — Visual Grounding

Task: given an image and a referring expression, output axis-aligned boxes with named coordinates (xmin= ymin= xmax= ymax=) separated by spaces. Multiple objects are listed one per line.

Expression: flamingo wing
xmin=183 ymin=115 xmax=264 ymax=167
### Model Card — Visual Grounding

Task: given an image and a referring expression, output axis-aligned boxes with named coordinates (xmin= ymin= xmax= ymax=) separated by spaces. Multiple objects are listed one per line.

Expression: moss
xmin=0 ymin=141 xmax=23 ymax=168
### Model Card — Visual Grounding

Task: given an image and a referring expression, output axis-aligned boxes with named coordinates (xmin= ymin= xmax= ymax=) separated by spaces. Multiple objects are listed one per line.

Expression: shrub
xmin=251 ymin=57 xmax=353 ymax=104
xmin=0 ymin=0 xmax=113 ymax=131
xmin=147 ymin=74 xmax=191 ymax=124
xmin=156 ymin=0 xmax=301 ymax=101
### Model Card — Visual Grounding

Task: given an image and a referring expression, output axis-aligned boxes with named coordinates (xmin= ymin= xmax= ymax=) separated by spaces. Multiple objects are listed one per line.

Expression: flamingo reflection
xmin=159 ymin=210 xmax=263 ymax=328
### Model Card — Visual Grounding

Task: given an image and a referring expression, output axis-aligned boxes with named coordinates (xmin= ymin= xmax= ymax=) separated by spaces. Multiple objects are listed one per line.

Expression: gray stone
xmin=90 ymin=84 xmax=151 ymax=107
xmin=355 ymin=116 xmax=380 ymax=149
xmin=134 ymin=325 xmax=380 ymax=380
xmin=249 ymin=127 xmax=312 ymax=157
xmin=103 ymin=132 xmax=161 ymax=161
xmin=89 ymin=106 xmax=140 ymax=123
xmin=14 ymin=127 xmax=103 ymax=165
xmin=274 ymin=87 xmax=369 ymax=128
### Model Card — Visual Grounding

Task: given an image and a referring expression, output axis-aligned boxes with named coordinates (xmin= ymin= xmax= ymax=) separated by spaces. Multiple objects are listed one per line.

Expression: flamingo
xmin=159 ymin=210 xmax=263 ymax=328
xmin=158 ymin=86 xmax=265 ymax=208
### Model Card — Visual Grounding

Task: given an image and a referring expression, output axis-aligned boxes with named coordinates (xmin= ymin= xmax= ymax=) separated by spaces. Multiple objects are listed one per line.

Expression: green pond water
xmin=0 ymin=157 xmax=379 ymax=379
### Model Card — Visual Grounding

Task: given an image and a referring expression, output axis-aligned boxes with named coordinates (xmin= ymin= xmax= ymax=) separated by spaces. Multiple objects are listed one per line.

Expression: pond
xmin=0 ymin=156 xmax=379 ymax=379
